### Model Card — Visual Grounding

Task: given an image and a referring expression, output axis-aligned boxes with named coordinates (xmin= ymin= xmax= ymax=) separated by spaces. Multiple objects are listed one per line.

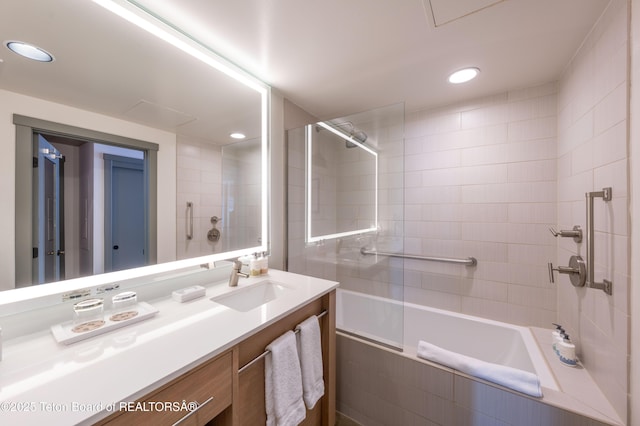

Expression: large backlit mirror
xmin=306 ymin=121 xmax=378 ymax=243
xmin=1 ymin=0 xmax=268 ymax=292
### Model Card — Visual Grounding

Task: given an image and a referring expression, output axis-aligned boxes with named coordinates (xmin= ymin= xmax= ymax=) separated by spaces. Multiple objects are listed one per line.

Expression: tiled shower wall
xmin=403 ymin=84 xmax=558 ymax=328
xmin=176 ymin=137 xmax=223 ymax=259
xmin=556 ymin=0 xmax=629 ymax=420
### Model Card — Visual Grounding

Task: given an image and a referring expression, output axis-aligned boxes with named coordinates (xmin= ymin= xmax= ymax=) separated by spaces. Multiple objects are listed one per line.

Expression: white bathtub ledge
xmin=530 ymin=327 xmax=623 ymax=426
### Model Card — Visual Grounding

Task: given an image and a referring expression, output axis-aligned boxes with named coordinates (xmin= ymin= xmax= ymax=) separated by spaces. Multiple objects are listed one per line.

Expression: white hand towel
xmin=417 ymin=340 xmax=542 ymax=398
xmin=296 ymin=315 xmax=325 ymax=409
xmin=265 ymin=331 xmax=306 ymax=426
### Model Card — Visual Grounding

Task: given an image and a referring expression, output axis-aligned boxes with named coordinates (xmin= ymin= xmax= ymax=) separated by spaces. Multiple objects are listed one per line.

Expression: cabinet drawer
xmin=101 ymin=351 xmax=232 ymax=426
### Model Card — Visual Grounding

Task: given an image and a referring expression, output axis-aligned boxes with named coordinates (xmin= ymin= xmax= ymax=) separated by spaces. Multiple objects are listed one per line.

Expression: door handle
xmin=57 ymin=250 xmax=65 ymax=256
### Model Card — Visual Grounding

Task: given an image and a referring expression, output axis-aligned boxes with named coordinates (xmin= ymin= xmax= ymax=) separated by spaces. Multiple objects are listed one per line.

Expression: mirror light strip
xmin=305 ymin=123 xmax=378 ymax=244
xmin=0 ymin=247 xmax=264 ymax=311
xmin=92 ymin=0 xmax=267 ymax=94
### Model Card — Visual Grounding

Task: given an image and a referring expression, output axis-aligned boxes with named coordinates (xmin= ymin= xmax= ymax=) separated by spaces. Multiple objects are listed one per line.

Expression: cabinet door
xmin=235 ymin=292 xmax=335 ymax=426
xmin=100 ymin=351 xmax=232 ymax=426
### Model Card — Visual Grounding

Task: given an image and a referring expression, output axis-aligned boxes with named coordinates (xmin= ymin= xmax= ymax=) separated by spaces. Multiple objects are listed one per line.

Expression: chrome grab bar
xmin=360 ymin=248 xmax=477 ymax=267
xmin=186 ymin=201 xmax=194 ymax=240
xmin=585 ymin=188 xmax=613 ymax=295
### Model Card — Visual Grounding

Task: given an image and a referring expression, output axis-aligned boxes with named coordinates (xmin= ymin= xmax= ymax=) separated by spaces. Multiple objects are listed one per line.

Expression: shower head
xmin=333 ymin=122 xmax=367 ymax=148
xmin=347 ymin=130 xmax=367 ymax=147
xmin=319 ymin=121 xmax=368 ymax=148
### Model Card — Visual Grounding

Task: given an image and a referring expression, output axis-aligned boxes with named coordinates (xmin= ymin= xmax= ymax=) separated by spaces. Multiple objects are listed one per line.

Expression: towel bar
xmin=238 ymin=310 xmax=327 ymax=374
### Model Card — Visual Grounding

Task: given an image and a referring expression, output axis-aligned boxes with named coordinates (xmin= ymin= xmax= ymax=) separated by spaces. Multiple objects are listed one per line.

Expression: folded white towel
xmin=417 ymin=340 xmax=542 ymax=398
xmin=296 ymin=315 xmax=325 ymax=409
xmin=265 ymin=331 xmax=306 ymax=426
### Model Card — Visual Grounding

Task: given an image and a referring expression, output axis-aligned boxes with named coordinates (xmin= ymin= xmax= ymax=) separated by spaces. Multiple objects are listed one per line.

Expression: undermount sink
xmin=211 ymin=280 xmax=291 ymax=312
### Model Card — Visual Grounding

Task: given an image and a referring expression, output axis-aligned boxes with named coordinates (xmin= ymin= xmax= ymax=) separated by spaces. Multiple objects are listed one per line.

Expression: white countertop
xmin=0 ymin=269 xmax=338 ymax=425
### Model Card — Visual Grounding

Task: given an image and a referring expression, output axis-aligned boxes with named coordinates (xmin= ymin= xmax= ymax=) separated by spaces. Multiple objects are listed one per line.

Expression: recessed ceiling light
xmin=5 ymin=40 xmax=54 ymax=62
xmin=230 ymin=132 xmax=246 ymax=140
xmin=448 ymin=67 xmax=479 ymax=84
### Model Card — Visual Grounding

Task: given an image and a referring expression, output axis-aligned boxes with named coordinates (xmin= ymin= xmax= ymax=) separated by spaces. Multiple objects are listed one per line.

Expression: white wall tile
xmin=556 ymin=0 xmax=629 ymax=420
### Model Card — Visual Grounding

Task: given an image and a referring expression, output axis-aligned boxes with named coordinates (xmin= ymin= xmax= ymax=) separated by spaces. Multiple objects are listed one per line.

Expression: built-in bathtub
xmin=336 ymin=290 xmax=558 ymax=390
xmin=336 ymin=289 xmax=558 ymax=391
xmin=336 ymin=289 xmax=620 ymax=426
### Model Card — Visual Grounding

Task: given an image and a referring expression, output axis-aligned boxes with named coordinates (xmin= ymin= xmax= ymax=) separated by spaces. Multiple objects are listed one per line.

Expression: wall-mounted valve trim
xmin=548 ymin=255 xmax=586 ymax=287
xmin=549 ymin=225 xmax=582 ymax=243
xmin=207 ymin=215 xmax=221 ymax=242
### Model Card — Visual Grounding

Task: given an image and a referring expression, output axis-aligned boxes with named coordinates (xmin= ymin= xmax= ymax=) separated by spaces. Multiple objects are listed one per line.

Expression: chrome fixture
xmin=229 ymin=259 xmax=249 ymax=287
xmin=238 ymin=310 xmax=328 ymax=374
xmin=548 ymin=255 xmax=586 ymax=287
xmin=585 ymin=188 xmax=613 ymax=295
xmin=186 ymin=201 xmax=194 ymax=240
xmin=549 ymin=225 xmax=582 ymax=243
xmin=360 ymin=247 xmax=477 ymax=267
xmin=207 ymin=216 xmax=221 ymax=242
xmin=323 ymin=121 xmax=368 ymax=148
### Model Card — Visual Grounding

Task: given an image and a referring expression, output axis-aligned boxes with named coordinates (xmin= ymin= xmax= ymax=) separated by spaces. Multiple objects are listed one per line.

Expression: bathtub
xmin=336 ymin=289 xmax=559 ymax=392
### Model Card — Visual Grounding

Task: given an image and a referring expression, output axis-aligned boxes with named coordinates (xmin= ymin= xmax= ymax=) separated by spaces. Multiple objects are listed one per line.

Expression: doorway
xmin=14 ymin=114 xmax=159 ymax=287
xmin=104 ymin=155 xmax=147 ymax=272
xmin=35 ymin=134 xmax=64 ymax=283
xmin=32 ymin=134 xmax=149 ymax=282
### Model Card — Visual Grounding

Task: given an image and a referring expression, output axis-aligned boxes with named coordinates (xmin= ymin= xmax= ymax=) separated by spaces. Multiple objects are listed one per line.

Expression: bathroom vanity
xmin=0 ymin=268 xmax=338 ymax=426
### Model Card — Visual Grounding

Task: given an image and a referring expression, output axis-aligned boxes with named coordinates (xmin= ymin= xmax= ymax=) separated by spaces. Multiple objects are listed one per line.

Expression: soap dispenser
xmin=557 ymin=334 xmax=578 ymax=367
xmin=249 ymin=253 xmax=260 ymax=276
xmin=259 ymin=251 xmax=268 ymax=275
xmin=551 ymin=323 xmax=564 ymax=355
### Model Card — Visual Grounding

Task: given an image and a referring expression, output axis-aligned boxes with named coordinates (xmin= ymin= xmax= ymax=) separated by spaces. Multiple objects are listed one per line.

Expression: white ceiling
xmin=134 ymin=0 xmax=609 ymax=119
xmin=1 ymin=0 xmax=609 ymax=134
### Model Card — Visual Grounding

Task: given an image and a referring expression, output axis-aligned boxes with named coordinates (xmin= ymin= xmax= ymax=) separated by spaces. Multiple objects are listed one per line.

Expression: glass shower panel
xmin=287 ymin=103 xmax=405 ymax=350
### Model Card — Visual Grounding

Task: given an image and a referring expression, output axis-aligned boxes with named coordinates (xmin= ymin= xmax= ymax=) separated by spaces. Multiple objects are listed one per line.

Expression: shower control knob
xmin=547 ymin=255 xmax=586 ymax=287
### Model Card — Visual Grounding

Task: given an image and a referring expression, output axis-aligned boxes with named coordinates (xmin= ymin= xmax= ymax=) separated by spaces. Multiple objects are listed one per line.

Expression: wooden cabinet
xmin=233 ymin=291 xmax=335 ymax=426
xmin=95 ymin=290 xmax=335 ymax=426
xmin=97 ymin=351 xmax=232 ymax=426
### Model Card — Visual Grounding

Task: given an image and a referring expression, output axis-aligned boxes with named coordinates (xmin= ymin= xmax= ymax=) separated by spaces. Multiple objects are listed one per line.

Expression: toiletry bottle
xmin=557 ymin=334 xmax=578 ymax=367
xmin=551 ymin=323 xmax=564 ymax=355
xmin=238 ymin=254 xmax=251 ymax=275
xmin=261 ymin=251 xmax=269 ymax=275
xmin=249 ymin=253 xmax=260 ymax=276
xmin=256 ymin=252 xmax=264 ymax=275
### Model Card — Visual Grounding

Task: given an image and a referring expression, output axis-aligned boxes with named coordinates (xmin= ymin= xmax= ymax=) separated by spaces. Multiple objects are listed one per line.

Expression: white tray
xmin=51 ymin=302 xmax=159 ymax=345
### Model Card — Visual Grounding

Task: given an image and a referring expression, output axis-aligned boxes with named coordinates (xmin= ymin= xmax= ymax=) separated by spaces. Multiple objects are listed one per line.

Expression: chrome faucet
xmin=229 ymin=259 xmax=249 ymax=287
